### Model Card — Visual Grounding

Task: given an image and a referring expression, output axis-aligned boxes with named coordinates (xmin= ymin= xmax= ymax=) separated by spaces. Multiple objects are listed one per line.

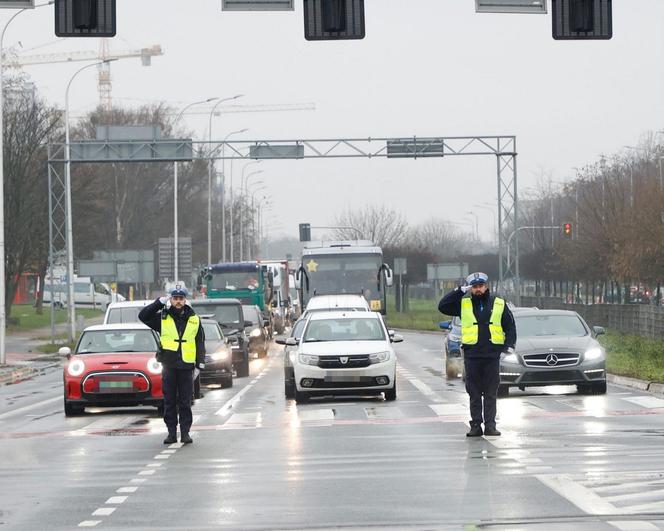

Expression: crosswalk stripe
xmin=623 ymin=396 xmax=664 ymax=409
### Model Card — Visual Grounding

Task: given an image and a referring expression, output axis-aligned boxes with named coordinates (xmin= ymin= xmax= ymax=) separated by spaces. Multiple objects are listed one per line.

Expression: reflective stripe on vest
xmin=460 ymin=297 xmax=506 ymax=346
xmin=160 ymin=314 xmax=200 ymax=363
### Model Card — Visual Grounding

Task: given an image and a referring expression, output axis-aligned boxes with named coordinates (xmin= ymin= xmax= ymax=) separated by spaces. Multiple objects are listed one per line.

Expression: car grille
xmin=317 ymin=355 xmax=371 ymax=369
xmin=306 ymin=377 xmax=387 ymax=388
xmin=523 ymin=352 xmax=580 ymax=368
xmin=520 ymin=370 xmax=582 ymax=383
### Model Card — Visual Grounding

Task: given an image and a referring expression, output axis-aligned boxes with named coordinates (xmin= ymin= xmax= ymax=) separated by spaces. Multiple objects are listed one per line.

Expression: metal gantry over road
xmin=47 ymin=134 xmax=518 ymax=337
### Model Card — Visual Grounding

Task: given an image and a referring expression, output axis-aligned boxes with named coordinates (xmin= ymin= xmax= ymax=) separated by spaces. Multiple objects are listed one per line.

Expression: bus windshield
xmin=303 ymin=253 xmax=381 ymax=296
xmin=210 ymin=271 xmax=260 ymax=291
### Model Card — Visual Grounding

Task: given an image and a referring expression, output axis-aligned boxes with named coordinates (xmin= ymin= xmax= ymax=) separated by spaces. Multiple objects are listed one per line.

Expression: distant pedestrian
xmin=139 ymin=286 xmax=205 ymax=444
xmin=438 ymin=272 xmax=516 ymax=437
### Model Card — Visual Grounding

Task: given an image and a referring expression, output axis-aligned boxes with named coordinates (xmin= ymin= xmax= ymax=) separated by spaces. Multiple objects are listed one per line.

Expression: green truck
xmin=200 ymin=262 xmax=273 ymax=311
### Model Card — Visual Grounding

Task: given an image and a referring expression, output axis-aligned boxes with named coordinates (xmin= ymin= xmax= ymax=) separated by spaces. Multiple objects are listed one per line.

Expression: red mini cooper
xmin=61 ymin=324 xmax=164 ymax=416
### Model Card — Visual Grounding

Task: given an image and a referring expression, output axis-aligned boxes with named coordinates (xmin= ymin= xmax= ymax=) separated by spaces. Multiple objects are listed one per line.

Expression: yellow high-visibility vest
xmin=461 ymin=297 xmax=506 ymax=346
xmin=160 ymin=314 xmax=200 ymax=363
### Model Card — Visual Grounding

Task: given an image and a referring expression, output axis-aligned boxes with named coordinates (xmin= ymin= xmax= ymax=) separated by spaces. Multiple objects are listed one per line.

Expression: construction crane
xmin=9 ymin=40 xmax=164 ymax=111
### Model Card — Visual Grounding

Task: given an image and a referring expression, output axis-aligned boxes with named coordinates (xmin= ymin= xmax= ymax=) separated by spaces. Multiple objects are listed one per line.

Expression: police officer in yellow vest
xmin=438 ymin=272 xmax=516 ymax=437
xmin=139 ymin=286 xmax=205 ymax=445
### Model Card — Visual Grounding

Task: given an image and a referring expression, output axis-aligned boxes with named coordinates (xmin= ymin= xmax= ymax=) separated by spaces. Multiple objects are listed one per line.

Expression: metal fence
xmin=520 ymin=296 xmax=664 ymax=339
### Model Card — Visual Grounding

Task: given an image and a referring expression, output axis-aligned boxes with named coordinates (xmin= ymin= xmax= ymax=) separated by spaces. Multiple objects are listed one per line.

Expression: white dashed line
xmin=130 ymin=478 xmax=147 ymax=483
xmin=105 ymin=496 xmax=128 ymax=505
xmin=92 ymin=508 xmax=116 ymax=516
xmin=117 ymin=487 xmax=138 ymax=494
xmin=147 ymin=463 xmax=163 ymax=468
xmin=162 ymin=449 xmax=177 ymax=454
xmin=78 ymin=521 xmax=101 ymax=527
xmin=138 ymin=469 xmax=156 ymax=476
xmin=154 ymin=454 xmax=170 ymax=459
xmin=215 ymin=365 xmax=272 ymax=416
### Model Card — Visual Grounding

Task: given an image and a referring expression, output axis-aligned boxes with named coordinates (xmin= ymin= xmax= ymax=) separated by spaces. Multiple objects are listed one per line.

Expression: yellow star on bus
xmin=306 ymin=259 xmax=319 ymax=272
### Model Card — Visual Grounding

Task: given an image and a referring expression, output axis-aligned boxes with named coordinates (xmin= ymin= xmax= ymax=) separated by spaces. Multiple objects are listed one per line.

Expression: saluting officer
xmin=139 ymin=286 xmax=205 ymax=445
xmin=438 ymin=272 xmax=516 ymax=437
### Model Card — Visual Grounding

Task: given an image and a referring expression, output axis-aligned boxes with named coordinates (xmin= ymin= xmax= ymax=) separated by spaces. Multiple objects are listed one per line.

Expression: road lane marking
xmin=608 ymin=522 xmax=659 ymax=531
xmin=0 ymin=395 xmax=61 ymax=420
xmin=105 ymin=496 xmax=128 ymax=504
xmin=429 ymin=403 xmax=468 ymax=416
xmin=154 ymin=454 xmax=170 ymax=459
xmin=138 ymin=469 xmax=156 ymax=476
xmin=215 ymin=364 xmax=272 ymax=416
xmin=536 ymin=474 xmax=620 ymax=515
xmin=365 ymin=407 xmax=405 ymax=420
xmin=92 ymin=508 xmax=116 ymax=516
xmin=130 ymin=478 xmax=147 ymax=483
xmin=623 ymin=396 xmax=664 ymax=409
xmin=116 ymin=487 xmax=138 ymax=493
xmin=78 ymin=521 xmax=101 ymax=527
xmin=147 ymin=463 xmax=163 ymax=467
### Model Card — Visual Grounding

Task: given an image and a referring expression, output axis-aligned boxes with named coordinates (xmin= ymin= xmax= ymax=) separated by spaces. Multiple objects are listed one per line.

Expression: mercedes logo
xmin=545 ymin=354 xmax=558 ymax=366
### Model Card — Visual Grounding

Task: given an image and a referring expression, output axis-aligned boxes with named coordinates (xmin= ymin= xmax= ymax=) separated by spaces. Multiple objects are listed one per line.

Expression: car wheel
xmin=384 ymin=384 xmax=397 ymax=401
xmin=577 ymin=384 xmax=591 ymax=394
xmin=497 ymin=385 xmax=509 ymax=398
xmin=294 ymin=388 xmax=309 ymax=404
xmin=590 ymin=381 xmax=607 ymax=395
xmin=285 ymin=379 xmax=295 ymax=399
xmin=64 ymin=400 xmax=83 ymax=416
xmin=236 ymin=356 xmax=250 ymax=378
xmin=445 ymin=360 xmax=458 ymax=379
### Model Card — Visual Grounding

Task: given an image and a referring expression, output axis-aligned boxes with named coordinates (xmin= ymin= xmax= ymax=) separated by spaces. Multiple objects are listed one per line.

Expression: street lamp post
xmin=0 ymin=0 xmax=54 ymax=364
xmin=207 ymin=95 xmax=243 ymax=265
xmin=466 ymin=211 xmax=479 ymax=240
xmin=248 ymin=184 xmax=267 ymax=259
xmin=172 ymin=97 xmax=218 ymax=283
xmin=64 ymin=59 xmax=116 ymax=343
xmin=231 ymin=160 xmax=261 ymax=261
xmin=240 ymin=170 xmax=264 ymax=260
xmin=473 ymin=203 xmax=497 ymax=245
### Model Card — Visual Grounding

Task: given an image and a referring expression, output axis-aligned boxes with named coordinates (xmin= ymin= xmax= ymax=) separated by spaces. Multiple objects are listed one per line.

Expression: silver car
xmin=499 ymin=309 xmax=606 ymax=397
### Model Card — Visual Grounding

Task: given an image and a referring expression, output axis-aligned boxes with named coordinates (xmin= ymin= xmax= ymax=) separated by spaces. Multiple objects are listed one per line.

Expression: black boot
xmin=163 ymin=431 xmax=177 ymax=444
xmin=466 ymin=424 xmax=483 ymax=437
xmin=181 ymin=432 xmax=193 ymax=444
xmin=484 ymin=426 xmax=501 ymax=437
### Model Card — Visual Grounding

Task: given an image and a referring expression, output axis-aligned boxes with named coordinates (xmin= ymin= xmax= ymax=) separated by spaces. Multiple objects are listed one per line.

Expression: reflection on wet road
xmin=1 ymin=330 xmax=664 ymax=530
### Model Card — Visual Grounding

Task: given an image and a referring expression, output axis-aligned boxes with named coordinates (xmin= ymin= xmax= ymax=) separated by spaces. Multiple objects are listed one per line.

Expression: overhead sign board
xmin=222 ymin=0 xmax=293 ymax=10
xmin=386 ymin=139 xmax=444 ymax=158
xmin=427 ymin=263 xmax=469 ymax=282
xmin=476 ymin=0 xmax=547 ymax=13
xmin=69 ymin=139 xmax=193 ymax=162
xmin=250 ymin=144 xmax=304 ymax=159
xmin=0 ymin=0 xmax=35 ymax=8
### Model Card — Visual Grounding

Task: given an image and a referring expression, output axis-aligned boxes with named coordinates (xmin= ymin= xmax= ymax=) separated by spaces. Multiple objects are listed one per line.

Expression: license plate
xmin=100 ymin=381 xmax=133 ymax=389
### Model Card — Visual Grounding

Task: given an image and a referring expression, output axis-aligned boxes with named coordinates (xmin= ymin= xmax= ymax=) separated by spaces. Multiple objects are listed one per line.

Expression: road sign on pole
xmin=0 ymin=1 xmax=35 ymax=8
xmin=393 ymin=258 xmax=407 ymax=276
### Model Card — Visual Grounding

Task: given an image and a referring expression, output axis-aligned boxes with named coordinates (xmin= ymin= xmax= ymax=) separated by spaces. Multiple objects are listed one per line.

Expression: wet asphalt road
xmin=1 ymin=331 xmax=664 ymax=530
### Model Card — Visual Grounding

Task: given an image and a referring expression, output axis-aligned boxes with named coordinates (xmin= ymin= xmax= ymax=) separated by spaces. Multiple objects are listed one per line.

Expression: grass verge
xmin=8 ymin=305 xmax=103 ymax=332
xmin=384 ymin=297 xmax=448 ymax=332
xmin=600 ymin=331 xmax=664 ymax=383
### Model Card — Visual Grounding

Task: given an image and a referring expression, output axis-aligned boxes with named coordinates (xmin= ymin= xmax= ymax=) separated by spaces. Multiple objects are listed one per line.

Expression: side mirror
xmin=384 ymin=266 xmax=394 ymax=288
xmin=438 ymin=321 xmax=451 ymax=330
xmin=285 ymin=337 xmax=298 ymax=346
xmin=388 ymin=329 xmax=396 ymax=337
xmin=390 ymin=334 xmax=404 ymax=343
xmin=275 ymin=338 xmax=287 ymax=345
xmin=244 ymin=320 xmax=253 ymax=327
xmin=593 ymin=326 xmax=605 ymax=336
xmin=59 ymin=346 xmax=72 ymax=357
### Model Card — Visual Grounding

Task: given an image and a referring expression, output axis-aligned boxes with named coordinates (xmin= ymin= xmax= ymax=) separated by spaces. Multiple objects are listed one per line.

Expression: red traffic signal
xmin=562 ymin=222 xmax=573 ymax=238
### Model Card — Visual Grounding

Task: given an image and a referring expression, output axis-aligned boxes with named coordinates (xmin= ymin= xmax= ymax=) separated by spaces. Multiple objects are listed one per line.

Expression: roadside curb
xmin=607 ymin=373 xmax=664 ymax=395
xmin=0 ymin=360 xmax=62 ymax=387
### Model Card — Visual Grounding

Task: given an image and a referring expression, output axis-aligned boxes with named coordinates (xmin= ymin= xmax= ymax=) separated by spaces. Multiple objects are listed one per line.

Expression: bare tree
xmin=333 ymin=204 xmax=408 ymax=247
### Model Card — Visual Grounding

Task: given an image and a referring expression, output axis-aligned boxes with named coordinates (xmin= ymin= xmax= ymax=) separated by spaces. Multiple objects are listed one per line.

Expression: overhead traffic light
xmin=299 ymin=223 xmax=311 ymax=242
xmin=303 ymin=0 xmax=365 ymax=41
xmin=552 ymin=0 xmax=612 ymax=40
xmin=55 ymin=0 xmax=116 ymax=37
xmin=562 ymin=222 xmax=573 ymax=238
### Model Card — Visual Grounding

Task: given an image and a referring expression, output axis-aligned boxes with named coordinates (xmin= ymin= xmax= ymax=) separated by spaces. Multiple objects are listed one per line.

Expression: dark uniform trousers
xmin=162 ymin=366 xmax=194 ymax=434
xmin=464 ymin=357 xmax=500 ymax=428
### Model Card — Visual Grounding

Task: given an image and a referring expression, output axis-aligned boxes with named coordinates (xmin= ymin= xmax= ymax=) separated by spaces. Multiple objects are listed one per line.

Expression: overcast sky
xmin=4 ymin=1 xmax=664 ymax=243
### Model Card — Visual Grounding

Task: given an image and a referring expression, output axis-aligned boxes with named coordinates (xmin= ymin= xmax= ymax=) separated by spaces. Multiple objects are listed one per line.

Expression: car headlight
xmin=369 ymin=351 xmax=391 ymax=364
xmin=147 ymin=358 xmax=163 ymax=374
xmin=211 ymin=351 xmax=229 ymax=361
xmin=67 ymin=359 xmax=85 ymax=377
xmin=298 ymin=354 xmax=319 ymax=366
xmin=501 ymin=353 xmax=518 ymax=364
xmin=584 ymin=347 xmax=604 ymax=361
xmin=250 ymin=328 xmax=262 ymax=338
